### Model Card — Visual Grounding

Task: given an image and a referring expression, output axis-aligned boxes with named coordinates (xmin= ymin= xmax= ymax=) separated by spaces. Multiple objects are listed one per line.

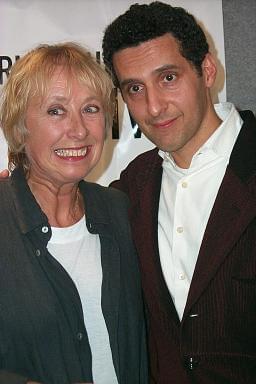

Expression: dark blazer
xmin=112 ymin=110 xmax=256 ymax=383
xmin=0 ymin=168 xmax=148 ymax=384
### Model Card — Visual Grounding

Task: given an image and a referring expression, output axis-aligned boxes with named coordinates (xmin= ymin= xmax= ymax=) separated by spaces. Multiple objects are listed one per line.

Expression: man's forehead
xmin=112 ymin=35 xmax=185 ymax=83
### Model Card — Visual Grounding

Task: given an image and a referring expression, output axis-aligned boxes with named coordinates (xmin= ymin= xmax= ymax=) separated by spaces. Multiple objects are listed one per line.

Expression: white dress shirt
xmin=158 ymin=102 xmax=243 ymax=320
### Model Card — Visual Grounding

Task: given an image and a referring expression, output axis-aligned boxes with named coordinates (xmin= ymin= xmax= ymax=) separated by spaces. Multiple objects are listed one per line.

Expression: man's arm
xmin=0 ymin=169 xmax=9 ymax=178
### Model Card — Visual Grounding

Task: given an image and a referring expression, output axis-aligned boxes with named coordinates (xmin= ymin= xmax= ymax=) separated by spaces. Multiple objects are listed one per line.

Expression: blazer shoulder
xmin=123 ymin=147 xmax=160 ymax=172
xmin=230 ymin=110 xmax=256 ymax=183
xmin=239 ymin=109 xmax=256 ymax=123
xmin=111 ymin=147 xmax=162 ymax=196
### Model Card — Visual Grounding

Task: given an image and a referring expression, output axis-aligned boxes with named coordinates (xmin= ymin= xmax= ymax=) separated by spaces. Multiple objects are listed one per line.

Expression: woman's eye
xmin=84 ymin=105 xmax=100 ymax=113
xmin=163 ymin=73 xmax=176 ymax=82
xmin=48 ymin=107 xmax=64 ymax=116
xmin=128 ymin=84 xmax=143 ymax=94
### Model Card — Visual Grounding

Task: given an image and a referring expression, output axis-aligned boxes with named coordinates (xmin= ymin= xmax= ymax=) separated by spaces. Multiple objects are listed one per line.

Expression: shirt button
xmin=35 ymin=249 xmax=41 ymax=256
xmin=181 ymin=181 xmax=188 ymax=188
xmin=177 ymin=226 xmax=184 ymax=233
xmin=42 ymin=226 xmax=49 ymax=233
xmin=179 ymin=273 xmax=186 ymax=280
xmin=77 ymin=332 xmax=83 ymax=341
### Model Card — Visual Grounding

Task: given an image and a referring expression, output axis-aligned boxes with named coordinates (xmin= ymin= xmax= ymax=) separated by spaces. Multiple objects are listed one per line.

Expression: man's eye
xmin=48 ymin=107 xmax=64 ymax=116
xmin=163 ymin=73 xmax=176 ymax=82
xmin=84 ymin=105 xmax=100 ymax=113
xmin=128 ymin=84 xmax=143 ymax=94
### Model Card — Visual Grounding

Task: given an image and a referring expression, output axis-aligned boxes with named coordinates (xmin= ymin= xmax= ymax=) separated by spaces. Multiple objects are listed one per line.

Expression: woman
xmin=0 ymin=43 xmax=148 ymax=384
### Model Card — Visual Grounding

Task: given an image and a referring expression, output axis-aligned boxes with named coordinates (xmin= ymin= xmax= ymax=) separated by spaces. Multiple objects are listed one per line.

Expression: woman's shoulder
xmin=0 ymin=178 xmax=12 ymax=198
xmin=80 ymin=180 xmax=129 ymax=203
xmin=79 ymin=180 xmax=130 ymax=223
xmin=0 ymin=179 xmax=14 ymax=221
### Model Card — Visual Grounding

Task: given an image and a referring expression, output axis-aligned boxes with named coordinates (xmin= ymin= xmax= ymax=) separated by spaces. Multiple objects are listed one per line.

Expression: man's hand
xmin=0 ymin=169 xmax=9 ymax=178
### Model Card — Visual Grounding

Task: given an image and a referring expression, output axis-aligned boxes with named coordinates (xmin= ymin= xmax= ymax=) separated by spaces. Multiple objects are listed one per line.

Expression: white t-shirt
xmin=47 ymin=215 xmax=118 ymax=384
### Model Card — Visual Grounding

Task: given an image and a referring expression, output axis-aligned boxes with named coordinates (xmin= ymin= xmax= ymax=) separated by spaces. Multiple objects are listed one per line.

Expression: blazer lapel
xmin=184 ymin=113 xmax=256 ymax=317
xmin=184 ymin=169 xmax=256 ymax=317
xmin=100 ymin=233 xmax=120 ymax=364
xmin=130 ymin=151 xmax=181 ymax=328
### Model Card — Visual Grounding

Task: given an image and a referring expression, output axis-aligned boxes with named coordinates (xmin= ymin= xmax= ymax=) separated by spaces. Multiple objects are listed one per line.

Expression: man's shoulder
xmin=123 ymin=147 xmax=160 ymax=173
xmin=229 ymin=109 xmax=256 ymax=185
xmin=110 ymin=147 xmax=162 ymax=196
xmin=239 ymin=109 xmax=256 ymax=126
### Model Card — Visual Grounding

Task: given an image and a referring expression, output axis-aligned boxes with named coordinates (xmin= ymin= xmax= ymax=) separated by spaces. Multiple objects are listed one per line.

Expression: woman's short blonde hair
xmin=0 ymin=42 xmax=115 ymax=172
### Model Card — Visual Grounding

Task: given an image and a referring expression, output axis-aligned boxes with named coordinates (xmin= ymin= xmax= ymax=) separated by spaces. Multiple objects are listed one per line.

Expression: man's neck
xmin=172 ymin=108 xmax=222 ymax=169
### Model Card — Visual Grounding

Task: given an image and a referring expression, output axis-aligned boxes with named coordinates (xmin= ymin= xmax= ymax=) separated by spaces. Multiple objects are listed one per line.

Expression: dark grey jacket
xmin=0 ymin=168 xmax=148 ymax=384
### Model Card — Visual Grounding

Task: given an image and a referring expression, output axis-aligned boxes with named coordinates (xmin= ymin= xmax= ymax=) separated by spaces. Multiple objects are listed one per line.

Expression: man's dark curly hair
xmin=102 ymin=1 xmax=209 ymax=86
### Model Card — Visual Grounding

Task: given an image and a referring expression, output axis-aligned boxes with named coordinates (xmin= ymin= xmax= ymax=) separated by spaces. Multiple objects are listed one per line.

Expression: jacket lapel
xmin=184 ymin=169 xmax=256 ymax=317
xmin=130 ymin=151 xmax=181 ymax=328
xmin=184 ymin=112 xmax=256 ymax=317
xmin=79 ymin=181 xmax=121 ymax=370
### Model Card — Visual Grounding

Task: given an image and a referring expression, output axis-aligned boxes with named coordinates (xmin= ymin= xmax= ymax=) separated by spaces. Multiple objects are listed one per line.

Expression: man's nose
xmin=146 ymin=87 xmax=167 ymax=117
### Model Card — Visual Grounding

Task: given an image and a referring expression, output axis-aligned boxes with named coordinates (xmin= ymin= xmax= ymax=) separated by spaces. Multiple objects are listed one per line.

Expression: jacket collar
xmin=78 ymin=180 xmax=115 ymax=236
xmin=10 ymin=167 xmax=48 ymax=234
xmin=10 ymin=168 xmax=113 ymax=235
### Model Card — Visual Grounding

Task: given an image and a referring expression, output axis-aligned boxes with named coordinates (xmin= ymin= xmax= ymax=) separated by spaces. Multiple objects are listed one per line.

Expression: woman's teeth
xmin=54 ymin=148 xmax=87 ymax=157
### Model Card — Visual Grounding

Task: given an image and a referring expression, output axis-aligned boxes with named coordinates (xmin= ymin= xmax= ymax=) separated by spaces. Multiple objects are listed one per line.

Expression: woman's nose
xmin=68 ymin=113 xmax=88 ymax=139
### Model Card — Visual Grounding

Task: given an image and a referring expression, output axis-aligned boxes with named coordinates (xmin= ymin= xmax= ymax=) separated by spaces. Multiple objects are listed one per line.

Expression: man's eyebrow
xmin=119 ymin=64 xmax=180 ymax=88
xmin=119 ymin=78 xmax=139 ymax=88
xmin=154 ymin=64 xmax=179 ymax=73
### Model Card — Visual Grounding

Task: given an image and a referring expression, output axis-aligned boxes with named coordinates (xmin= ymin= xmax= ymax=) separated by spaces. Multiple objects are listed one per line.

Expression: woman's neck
xmin=27 ymin=177 xmax=85 ymax=227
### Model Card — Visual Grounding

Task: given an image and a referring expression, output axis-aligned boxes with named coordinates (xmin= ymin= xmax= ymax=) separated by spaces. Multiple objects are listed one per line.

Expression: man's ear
xmin=202 ymin=53 xmax=217 ymax=88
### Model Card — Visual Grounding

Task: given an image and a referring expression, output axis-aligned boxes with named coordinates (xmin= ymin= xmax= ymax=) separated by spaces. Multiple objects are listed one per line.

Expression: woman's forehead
xmin=31 ymin=66 xmax=98 ymax=98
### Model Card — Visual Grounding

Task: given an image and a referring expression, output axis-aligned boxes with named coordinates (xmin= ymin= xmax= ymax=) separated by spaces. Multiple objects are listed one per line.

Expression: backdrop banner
xmin=0 ymin=0 xmax=225 ymax=185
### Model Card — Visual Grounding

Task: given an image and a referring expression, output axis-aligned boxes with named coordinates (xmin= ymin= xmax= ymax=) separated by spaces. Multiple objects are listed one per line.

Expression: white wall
xmin=0 ymin=0 xmax=225 ymax=185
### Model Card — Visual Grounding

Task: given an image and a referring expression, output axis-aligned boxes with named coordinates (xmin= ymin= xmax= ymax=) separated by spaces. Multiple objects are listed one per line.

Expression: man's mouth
xmin=54 ymin=147 xmax=88 ymax=158
xmin=153 ymin=117 xmax=177 ymax=129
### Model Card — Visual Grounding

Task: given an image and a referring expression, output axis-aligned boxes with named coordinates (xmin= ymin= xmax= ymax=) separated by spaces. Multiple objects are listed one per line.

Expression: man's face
xmin=113 ymin=33 xmax=217 ymax=167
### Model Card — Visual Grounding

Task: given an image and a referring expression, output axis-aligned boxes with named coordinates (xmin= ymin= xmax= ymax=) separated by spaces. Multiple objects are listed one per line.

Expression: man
xmin=102 ymin=1 xmax=256 ymax=383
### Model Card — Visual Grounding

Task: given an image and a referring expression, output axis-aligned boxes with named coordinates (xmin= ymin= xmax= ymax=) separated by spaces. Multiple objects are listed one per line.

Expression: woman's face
xmin=25 ymin=67 xmax=105 ymax=187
